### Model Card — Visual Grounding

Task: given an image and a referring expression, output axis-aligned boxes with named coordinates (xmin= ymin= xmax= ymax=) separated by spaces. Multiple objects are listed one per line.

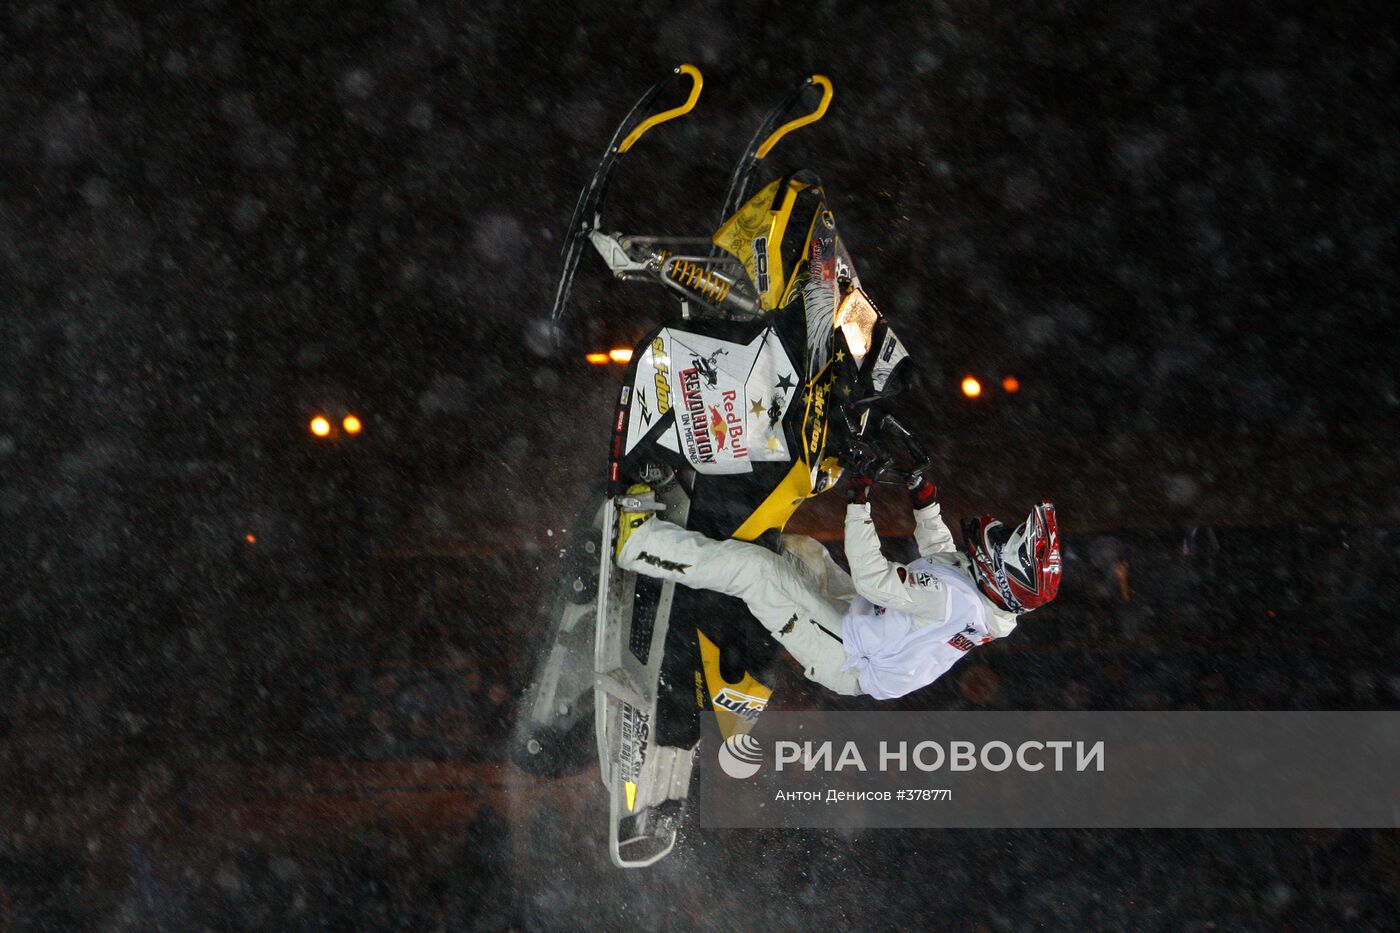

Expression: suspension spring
xmin=665 ymin=257 xmax=733 ymax=305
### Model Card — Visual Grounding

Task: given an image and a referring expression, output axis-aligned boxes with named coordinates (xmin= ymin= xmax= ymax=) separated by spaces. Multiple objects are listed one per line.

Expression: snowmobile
xmin=511 ymin=65 xmax=926 ymax=867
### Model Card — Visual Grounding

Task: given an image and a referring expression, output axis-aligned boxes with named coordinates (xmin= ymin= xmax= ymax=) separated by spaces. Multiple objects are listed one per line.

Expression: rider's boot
xmin=615 ymin=483 xmax=657 ymax=561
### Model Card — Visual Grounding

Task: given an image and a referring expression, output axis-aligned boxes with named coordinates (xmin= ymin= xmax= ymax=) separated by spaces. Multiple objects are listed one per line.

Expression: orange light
xmin=960 ymin=376 xmax=982 ymax=398
xmin=244 ymin=533 xmax=257 ymax=544
xmin=608 ymin=347 xmax=634 ymax=363
xmin=343 ymin=414 xmax=362 ymax=435
xmin=310 ymin=416 xmax=331 ymax=437
xmin=1002 ymin=376 xmax=1020 ymax=394
xmin=585 ymin=352 xmax=610 ymax=365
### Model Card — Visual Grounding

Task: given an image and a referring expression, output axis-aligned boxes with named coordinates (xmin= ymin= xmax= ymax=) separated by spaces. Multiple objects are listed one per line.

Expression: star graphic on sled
xmin=775 ymin=373 xmax=795 ymax=391
xmin=750 ymin=398 xmax=765 ymax=415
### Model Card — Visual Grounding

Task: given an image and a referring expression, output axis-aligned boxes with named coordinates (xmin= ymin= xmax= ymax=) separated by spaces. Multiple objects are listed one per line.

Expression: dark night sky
xmin=1 ymin=1 xmax=1399 ymax=924
xmin=7 ymin=0 xmax=1397 ymax=508
xmin=3 ymin=0 xmax=1397 ymax=678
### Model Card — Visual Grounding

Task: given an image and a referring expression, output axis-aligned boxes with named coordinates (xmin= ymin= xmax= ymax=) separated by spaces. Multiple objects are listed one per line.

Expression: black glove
xmin=908 ymin=473 xmax=938 ymax=510
xmin=847 ymin=473 xmax=874 ymax=505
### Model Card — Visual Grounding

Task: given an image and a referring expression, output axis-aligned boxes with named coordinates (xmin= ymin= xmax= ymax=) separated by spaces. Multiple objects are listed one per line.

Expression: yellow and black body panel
xmin=696 ymin=630 xmax=771 ymax=740
xmin=713 ymin=175 xmax=827 ymax=313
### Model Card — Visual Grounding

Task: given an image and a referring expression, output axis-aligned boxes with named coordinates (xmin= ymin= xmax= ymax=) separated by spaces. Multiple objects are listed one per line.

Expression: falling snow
xmin=2 ymin=1 xmax=1398 ymax=929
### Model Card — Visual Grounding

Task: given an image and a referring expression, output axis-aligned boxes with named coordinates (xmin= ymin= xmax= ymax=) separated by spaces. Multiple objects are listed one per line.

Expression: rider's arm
xmin=910 ymin=477 xmax=957 ymax=559
xmin=843 ymin=502 xmax=937 ymax=613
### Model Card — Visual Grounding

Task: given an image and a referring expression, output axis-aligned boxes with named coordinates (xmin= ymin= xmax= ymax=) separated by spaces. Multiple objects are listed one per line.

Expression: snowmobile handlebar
xmin=838 ymin=414 xmax=934 ymax=487
xmin=879 ymin=414 xmax=931 ymax=469
xmin=617 ymin=64 xmax=703 ymax=153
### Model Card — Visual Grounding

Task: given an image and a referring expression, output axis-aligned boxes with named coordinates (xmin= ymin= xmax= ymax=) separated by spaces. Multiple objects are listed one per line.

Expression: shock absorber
xmin=664 ymin=256 xmax=733 ymax=305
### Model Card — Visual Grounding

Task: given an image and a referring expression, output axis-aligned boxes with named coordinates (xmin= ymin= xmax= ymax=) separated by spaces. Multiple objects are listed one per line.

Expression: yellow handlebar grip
xmin=618 ymin=64 xmax=704 ymax=154
xmin=755 ymin=74 xmax=833 ymax=159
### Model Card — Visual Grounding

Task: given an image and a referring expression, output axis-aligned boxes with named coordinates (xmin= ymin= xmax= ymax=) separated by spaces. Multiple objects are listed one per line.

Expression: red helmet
xmin=963 ymin=502 xmax=1062 ymax=613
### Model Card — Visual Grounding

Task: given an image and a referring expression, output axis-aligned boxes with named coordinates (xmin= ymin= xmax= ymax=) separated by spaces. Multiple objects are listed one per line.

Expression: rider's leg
xmin=779 ymin=533 xmax=856 ymax=602
xmin=618 ymin=518 xmax=860 ymax=696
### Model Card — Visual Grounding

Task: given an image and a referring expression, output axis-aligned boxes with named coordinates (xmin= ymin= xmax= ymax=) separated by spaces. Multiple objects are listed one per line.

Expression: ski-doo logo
xmin=752 ymin=235 xmax=770 ymax=294
xmin=651 ymin=338 xmax=671 ymax=414
xmin=636 ymin=551 xmax=689 ymax=574
xmin=713 ymin=687 xmax=768 ymax=722
xmin=718 ymin=733 xmax=764 ymax=780
xmin=806 ymin=378 xmax=831 ymax=455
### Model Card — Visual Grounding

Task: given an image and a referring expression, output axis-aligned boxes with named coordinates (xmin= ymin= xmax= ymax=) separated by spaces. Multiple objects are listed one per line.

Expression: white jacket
xmin=839 ymin=501 xmax=1019 ymax=699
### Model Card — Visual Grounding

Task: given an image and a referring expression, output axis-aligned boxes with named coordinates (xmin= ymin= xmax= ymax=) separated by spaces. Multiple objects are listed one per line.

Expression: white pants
xmin=618 ymin=518 xmax=861 ymax=696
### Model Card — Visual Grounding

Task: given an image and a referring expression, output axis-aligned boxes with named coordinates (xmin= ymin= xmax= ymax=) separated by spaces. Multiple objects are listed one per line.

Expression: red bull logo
xmin=717 ymin=390 xmax=747 ymax=458
xmin=709 ymin=406 xmax=728 ymax=449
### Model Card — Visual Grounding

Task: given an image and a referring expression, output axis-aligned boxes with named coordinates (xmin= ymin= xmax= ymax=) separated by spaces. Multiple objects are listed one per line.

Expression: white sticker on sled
xmin=625 ymin=334 xmax=669 ymax=456
xmin=624 ymin=329 xmax=797 ymax=473
xmin=667 ymin=331 xmax=761 ymax=475
xmin=744 ymin=329 xmax=796 ymax=463
xmin=869 ymin=329 xmax=909 ymax=393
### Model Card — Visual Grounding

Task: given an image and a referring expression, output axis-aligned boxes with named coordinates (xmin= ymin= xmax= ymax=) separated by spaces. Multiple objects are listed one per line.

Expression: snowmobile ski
xmin=548 ymin=64 xmax=703 ymax=326
xmin=717 ymin=74 xmax=833 ymax=231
